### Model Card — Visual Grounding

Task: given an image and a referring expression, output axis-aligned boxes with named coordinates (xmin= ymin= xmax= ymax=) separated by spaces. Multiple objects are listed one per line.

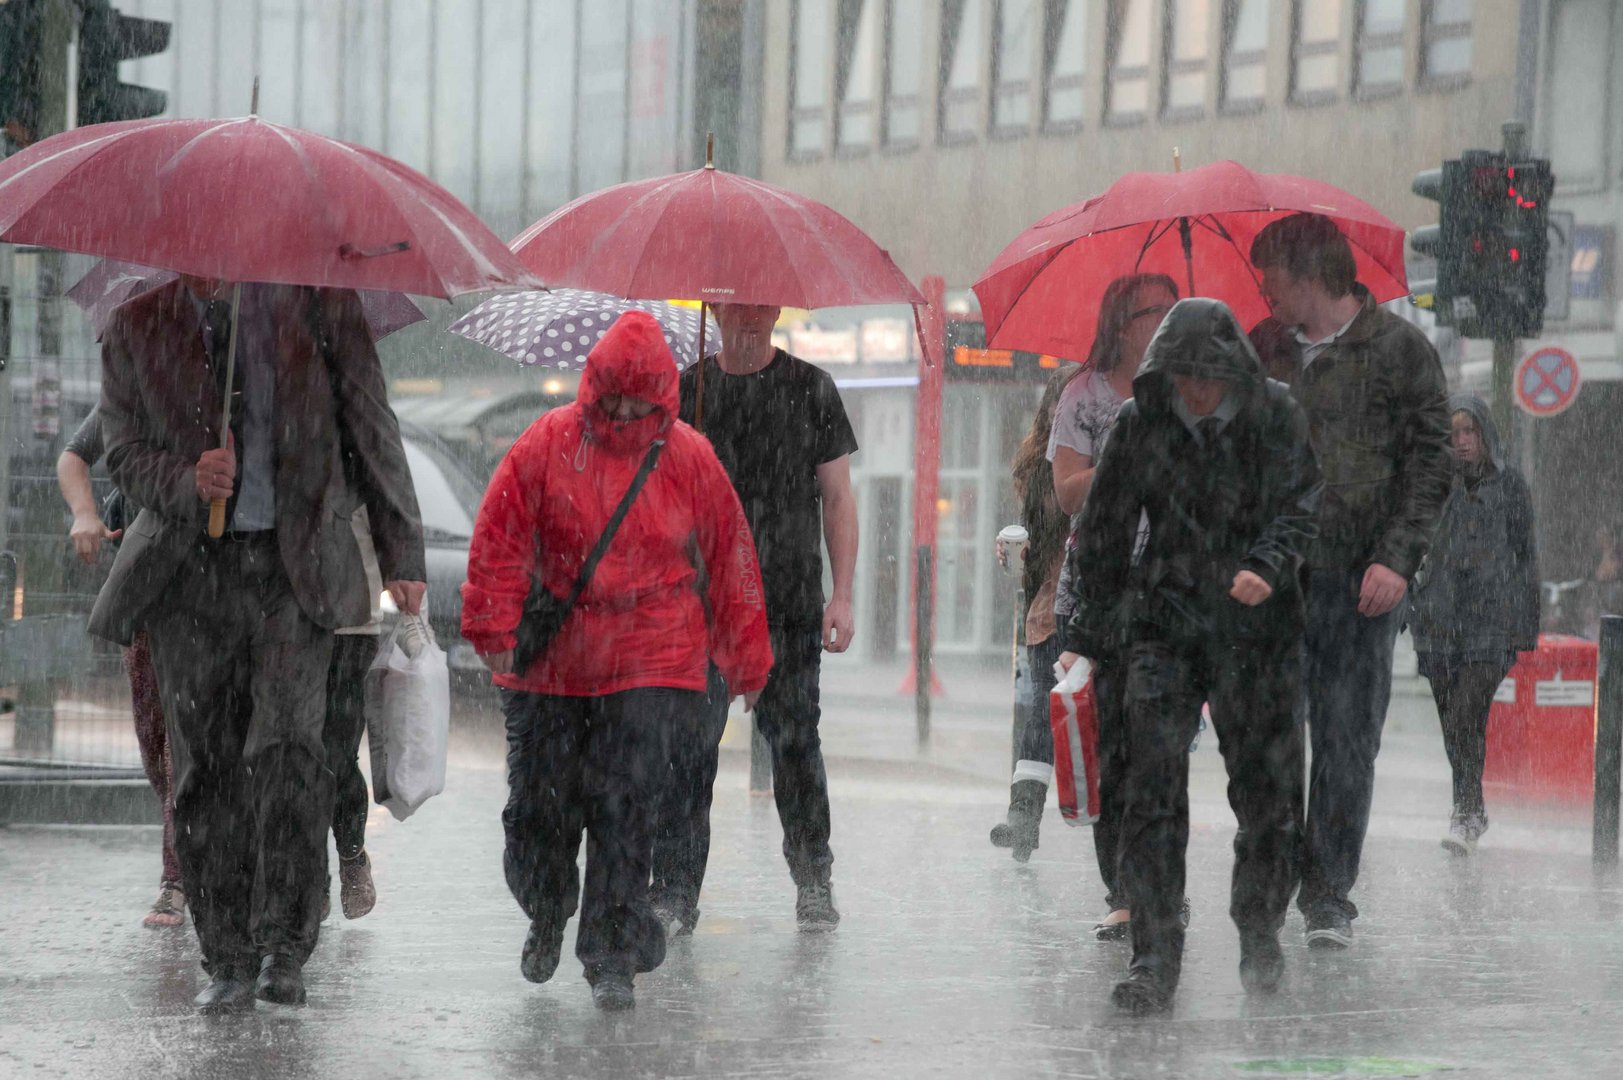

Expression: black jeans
xmin=145 ymin=535 xmax=334 ymax=976
xmin=325 ymin=633 xmax=379 ymax=860
xmin=1298 ymin=568 xmax=1402 ymax=922
xmin=1015 ymin=636 xmax=1062 ymax=768
xmin=1117 ymin=635 xmax=1304 ymax=989
xmin=649 ymin=667 xmax=730 ymax=920
xmin=501 ymin=685 xmax=693 ymax=979
xmin=1422 ymin=656 xmax=1515 ymax=819
xmin=1089 ymin=653 xmax=1128 ymax=912
xmin=651 ymin=626 xmax=833 ymax=908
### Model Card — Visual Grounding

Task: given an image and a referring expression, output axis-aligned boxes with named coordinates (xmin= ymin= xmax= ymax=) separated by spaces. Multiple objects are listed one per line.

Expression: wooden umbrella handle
xmin=208 ymin=499 xmax=227 ymax=538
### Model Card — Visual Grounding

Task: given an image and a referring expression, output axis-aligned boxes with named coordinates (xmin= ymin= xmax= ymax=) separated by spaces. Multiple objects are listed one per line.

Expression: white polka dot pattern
xmin=448 ymin=289 xmax=720 ymax=371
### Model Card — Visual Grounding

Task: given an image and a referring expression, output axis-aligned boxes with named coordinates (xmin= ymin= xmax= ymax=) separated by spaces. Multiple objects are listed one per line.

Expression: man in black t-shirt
xmin=651 ymin=302 xmax=859 ymax=933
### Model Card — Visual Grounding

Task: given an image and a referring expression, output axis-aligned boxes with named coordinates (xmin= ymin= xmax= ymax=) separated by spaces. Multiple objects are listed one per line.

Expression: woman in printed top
xmin=461 ymin=311 xmax=773 ymax=1012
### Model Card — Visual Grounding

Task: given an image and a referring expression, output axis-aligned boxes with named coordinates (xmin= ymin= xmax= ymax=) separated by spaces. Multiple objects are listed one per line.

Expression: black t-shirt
xmin=679 ymin=350 xmax=858 ymax=628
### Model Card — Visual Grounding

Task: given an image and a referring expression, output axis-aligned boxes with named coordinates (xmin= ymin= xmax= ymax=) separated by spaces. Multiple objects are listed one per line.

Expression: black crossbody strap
xmin=559 ymin=439 xmax=665 ymax=610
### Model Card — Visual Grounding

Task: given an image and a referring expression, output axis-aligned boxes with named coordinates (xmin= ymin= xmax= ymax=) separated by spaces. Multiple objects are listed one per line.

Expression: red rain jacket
xmin=461 ymin=311 xmax=773 ymax=698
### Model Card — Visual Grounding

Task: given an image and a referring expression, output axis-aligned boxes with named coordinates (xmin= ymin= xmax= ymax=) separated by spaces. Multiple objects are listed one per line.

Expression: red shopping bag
xmin=1050 ymin=658 xmax=1100 ymax=825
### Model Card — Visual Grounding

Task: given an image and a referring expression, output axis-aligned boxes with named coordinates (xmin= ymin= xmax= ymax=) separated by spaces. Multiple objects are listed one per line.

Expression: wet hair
xmin=1085 ymin=272 xmax=1180 ymax=374
xmin=1011 ymin=366 xmax=1075 ymax=504
xmin=1249 ymin=213 xmax=1358 ymax=298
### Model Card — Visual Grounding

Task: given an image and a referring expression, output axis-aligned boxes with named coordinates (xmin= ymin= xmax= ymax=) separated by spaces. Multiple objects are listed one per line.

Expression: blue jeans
xmin=1298 ymin=568 xmax=1403 ymax=921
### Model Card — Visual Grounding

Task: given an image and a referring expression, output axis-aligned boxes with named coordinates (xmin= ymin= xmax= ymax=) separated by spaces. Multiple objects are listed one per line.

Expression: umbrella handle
xmin=695 ymin=302 xmax=707 ymax=432
xmin=206 ymin=282 xmax=244 ymax=540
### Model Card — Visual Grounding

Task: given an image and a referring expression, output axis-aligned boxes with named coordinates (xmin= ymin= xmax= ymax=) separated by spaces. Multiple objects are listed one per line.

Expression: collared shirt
xmin=1293 ymin=310 xmax=1360 ymax=370
xmin=1171 ymin=389 xmax=1240 ymax=444
xmin=190 ymin=286 xmax=277 ymax=531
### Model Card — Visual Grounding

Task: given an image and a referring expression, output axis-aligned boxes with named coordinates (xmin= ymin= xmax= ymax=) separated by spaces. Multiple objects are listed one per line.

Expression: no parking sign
xmin=1514 ymin=347 xmax=1582 ymax=417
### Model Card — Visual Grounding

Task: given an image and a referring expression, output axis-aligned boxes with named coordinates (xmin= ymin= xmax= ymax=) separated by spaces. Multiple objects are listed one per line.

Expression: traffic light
xmin=0 ymin=0 xmax=45 ymax=149
xmin=76 ymin=0 xmax=170 ymax=126
xmin=1412 ymin=151 xmax=1554 ymax=339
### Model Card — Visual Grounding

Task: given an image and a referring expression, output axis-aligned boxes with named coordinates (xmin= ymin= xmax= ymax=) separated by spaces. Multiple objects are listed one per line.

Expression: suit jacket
xmin=89 ymin=282 xmax=426 ymax=646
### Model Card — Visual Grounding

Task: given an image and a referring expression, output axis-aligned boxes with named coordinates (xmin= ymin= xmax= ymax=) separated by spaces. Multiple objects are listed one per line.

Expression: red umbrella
xmin=0 ymin=116 xmax=535 ymax=298
xmin=510 ymin=160 xmax=923 ymax=310
xmin=973 ymin=160 xmax=1409 ymax=358
xmin=0 ymin=109 xmax=536 ymax=535
xmin=67 ymin=260 xmax=429 ymax=341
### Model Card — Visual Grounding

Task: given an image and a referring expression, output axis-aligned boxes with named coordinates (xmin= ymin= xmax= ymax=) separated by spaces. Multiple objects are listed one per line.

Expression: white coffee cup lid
xmin=997 ymin=525 xmax=1030 ymax=544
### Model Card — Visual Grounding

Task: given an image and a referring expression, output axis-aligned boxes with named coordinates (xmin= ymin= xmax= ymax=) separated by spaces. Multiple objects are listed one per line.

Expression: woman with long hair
xmin=986 ymin=276 xmax=1181 ymax=915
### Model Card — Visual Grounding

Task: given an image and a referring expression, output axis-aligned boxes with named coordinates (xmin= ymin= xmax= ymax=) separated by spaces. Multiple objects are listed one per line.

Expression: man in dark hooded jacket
xmin=1060 ymin=299 xmax=1322 ymax=1014
xmin=1410 ymin=395 xmax=1538 ymax=855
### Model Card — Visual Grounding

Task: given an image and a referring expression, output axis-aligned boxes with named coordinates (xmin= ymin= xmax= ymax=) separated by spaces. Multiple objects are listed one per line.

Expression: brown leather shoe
xmin=339 ymin=850 xmax=376 ymax=920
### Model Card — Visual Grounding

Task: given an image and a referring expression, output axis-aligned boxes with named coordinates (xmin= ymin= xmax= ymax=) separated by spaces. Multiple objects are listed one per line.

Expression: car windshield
xmin=402 ymin=437 xmax=480 ymax=541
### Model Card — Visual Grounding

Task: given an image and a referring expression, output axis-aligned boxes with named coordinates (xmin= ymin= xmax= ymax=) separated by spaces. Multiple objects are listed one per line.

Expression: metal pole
xmin=915 ymin=544 xmax=933 ymax=744
xmin=1594 ymin=615 xmax=1623 ymax=866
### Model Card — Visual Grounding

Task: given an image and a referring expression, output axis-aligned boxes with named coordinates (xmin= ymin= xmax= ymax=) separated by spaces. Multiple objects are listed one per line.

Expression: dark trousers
xmin=501 ymin=685 xmax=693 ymax=979
xmin=650 ymin=667 xmax=729 ymax=920
xmin=1298 ymin=568 xmax=1402 ymax=921
xmin=325 ymin=634 xmax=379 ymax=860
xmin=1118 ymin=636 xmax=1304 ymax=988
xmin=144 ymin=535 xmax=334 ymax=976
xmin=1015 ymin=635 xmax=1061 ymax=767
xmin=1422 ymin=656 xmax=1515 ymax=819
xmin=651 ymin=626 xmax=833 ymax=909
xmin=1090 ymin=653 xmax=1128 ymax=912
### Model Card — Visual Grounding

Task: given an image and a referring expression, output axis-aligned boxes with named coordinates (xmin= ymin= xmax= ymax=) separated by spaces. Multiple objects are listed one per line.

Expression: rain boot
xmin=989 ymin=779 xmax=1046 ymax=862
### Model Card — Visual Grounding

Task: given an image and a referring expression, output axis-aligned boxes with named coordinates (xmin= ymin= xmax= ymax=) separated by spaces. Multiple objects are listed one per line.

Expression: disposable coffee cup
xmin=997 ymin=524 xmax=1029 ymax=573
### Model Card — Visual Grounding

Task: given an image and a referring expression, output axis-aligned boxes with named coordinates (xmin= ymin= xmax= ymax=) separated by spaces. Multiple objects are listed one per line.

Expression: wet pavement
xmin=2 ymin=655 xmax=1621 ymax=1079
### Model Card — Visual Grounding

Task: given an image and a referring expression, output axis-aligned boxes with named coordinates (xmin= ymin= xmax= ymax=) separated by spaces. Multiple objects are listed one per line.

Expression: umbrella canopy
xmin=67 ymin=260 xmax=428 ymax=340
xmin=0 ymin=116 xmax=537 ymax=297
xmin=973 ymin=160 xmax=1409 ymax=358
xmin=449 ymin=289 xmax=720 ymax=372
xmin=509 ymin=163 xmax=923 ymax=309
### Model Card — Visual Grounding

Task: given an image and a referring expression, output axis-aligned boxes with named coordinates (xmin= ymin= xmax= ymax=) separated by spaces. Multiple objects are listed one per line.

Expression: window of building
xmin=883 ymin=0 xmax=924 ymax=145
xmin=992 ymin=0 xmax=1040 ymax=133
xmin=1355 ymin=0 xmax=1405 ymax=96
xmin=790 ymin=0 xmax=832 ymax=158
xmin=1220 ymin=0 xmax=1268 ymax=109
xmin=1042 ymin=0 xmax=1087 ymax=129
xmin=1290 ymin=0 xmax=1343 ymax=103
xmin=1163 ymin=0 xmax=1211 ymax=117
xmin=939 ymin=0 xmax=986 ymax=140
xmin=1106 ymin=0 xmax=1152 ymax=123
xmin=1420 ymin=0 xmax=1472 ymax=87
xmin=836 ymin=0 xmax=881 ymax=150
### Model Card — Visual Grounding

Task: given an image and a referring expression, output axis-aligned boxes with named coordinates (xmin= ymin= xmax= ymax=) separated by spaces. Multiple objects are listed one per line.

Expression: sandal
xmin=143 ymin=882 xmax=186 ymax=929
xmin=1092 ymin=908 xmax=1131 ymax=941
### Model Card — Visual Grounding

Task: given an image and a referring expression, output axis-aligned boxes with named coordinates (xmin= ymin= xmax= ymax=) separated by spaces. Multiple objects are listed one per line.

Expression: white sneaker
xmin=1441 ymin=813 xmax=1486 ymax=856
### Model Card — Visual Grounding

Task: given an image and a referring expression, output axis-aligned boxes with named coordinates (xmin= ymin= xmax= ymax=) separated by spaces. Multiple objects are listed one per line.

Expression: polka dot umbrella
xmin=448 ymin=288 xmax=720 ymax=372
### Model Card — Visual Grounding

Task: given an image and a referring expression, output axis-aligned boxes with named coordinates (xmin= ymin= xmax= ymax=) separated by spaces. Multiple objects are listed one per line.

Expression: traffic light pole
xmin=1492 ymin=122 xmax=1531 ymax=440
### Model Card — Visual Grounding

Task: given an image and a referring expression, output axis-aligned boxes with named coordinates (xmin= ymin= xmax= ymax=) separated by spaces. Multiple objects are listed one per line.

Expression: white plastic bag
xmin=364 ymin=613 xmax=450 ymax=821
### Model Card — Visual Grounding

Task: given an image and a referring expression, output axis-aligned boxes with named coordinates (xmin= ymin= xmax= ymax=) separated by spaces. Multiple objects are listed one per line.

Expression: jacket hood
xmin=1133 ymin=298 xmax=1266 ymax=416
xmin=578 ymin=311 xmax=679 ymax=449
xmin=1448 ymin=393 xmax=1505 ymax=471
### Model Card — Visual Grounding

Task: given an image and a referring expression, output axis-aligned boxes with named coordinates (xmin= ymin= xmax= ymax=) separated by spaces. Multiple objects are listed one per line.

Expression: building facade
xmin=753 ymin=0 xmax=1623 ymax=658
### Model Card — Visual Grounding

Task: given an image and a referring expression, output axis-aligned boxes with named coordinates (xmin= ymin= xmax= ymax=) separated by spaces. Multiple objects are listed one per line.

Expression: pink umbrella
xmin=67 ymin=260 xmax=429 ymax=341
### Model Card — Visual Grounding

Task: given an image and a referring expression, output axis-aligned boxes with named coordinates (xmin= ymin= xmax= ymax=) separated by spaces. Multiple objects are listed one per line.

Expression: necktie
xmin=1197 ymin=417 xmax=1223 ymax=448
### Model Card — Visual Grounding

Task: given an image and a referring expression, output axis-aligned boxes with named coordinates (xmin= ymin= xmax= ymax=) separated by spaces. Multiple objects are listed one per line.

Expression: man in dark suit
xmin=90 ymin=278 xmax=426 ymax=1013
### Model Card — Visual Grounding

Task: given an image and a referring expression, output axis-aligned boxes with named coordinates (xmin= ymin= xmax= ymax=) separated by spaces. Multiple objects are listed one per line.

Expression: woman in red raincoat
xmin=462 ymin=311 xmax=773 ymax=1011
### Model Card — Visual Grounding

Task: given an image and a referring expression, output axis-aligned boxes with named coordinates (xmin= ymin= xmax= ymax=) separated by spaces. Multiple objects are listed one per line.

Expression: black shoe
xmin=1239 ymin=930 xmax=1285 ymax=994
xmin=254 ymin=954 xmax=306 ymax=1005
xmin=1305 ymin=909 xmax=1353 ymax=950
xmin=1110 ymin=968 xmax=1174 ymax=1015
xmin=521 ymin=915 xmax=566 ymax=984
xmin=796 ymin=881 xmax=841 ymax=932
xmin=194 ymin=971 xmax=256 ymax=1015
xmin=1091 ymin=910 xmax=1131 ymax=942
xmin=590 ymin=972 xmax=635 ymax=1011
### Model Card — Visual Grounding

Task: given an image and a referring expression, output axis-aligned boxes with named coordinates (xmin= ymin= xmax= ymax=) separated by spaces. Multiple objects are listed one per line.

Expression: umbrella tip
xmin=251 ymin=76 xmax=260 ymax=118
xmin=705 ymin=132 xmax=715 ymax=170
xmin=1172 ymin=146 xmax=1182 ymax=173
